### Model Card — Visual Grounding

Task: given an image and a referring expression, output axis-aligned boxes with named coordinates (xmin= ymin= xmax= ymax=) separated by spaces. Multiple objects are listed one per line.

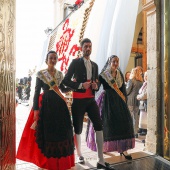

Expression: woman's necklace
xmin=111 ymin=70 xmax=117 ymax=79
xmin=111 ymin=70 xmax=119 ymax=86
xmin=47 ymin=68 xmax=56 ymax=77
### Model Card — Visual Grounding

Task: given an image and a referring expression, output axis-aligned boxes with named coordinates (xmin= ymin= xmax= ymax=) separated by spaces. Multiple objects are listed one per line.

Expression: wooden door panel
xmin=0 ymin=0 xmax=16 ymax=169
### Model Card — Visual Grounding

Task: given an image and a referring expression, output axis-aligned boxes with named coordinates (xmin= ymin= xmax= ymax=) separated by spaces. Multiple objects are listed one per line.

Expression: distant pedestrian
xmin=28 ymin=74 xmax=32 ymax=84
xmin=126 ymin=68 xmax=143 ymax=137
xmin=125 ymin=71 xmax=131 ymax=85
xmin=137 ymin=71 xmax=147 ymax=136
xmin=136 ymin=66 xmax=144 ymax=81
xmin=25 ymin=82 xmax=31 ymax=100
xmin=16 ymin=98 xmax=18 ymax=107
xmin=17 ymin=83 xmax=22 ymax=100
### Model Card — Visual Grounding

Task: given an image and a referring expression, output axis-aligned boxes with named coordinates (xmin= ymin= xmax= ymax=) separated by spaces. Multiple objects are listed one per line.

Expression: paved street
xmin=16 ymin=103 xmax=148 ymax=170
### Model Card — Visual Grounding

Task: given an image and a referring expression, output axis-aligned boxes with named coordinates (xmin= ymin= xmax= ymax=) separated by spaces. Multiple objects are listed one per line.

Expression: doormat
xmin=89 ymin=155 xmax=170 ymax=170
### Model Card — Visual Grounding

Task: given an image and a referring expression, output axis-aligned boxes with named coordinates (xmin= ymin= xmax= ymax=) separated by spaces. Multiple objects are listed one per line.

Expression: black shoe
xmin=135 ymin=133 xmax=138 ymax=138
xmin=142 ymin=139 xmax=146 ymax=146
xmin=77 ymin=156 xmax=85 ymax=164
xmin=142 ymin=139 xmax=145 ymax=143
xmin=139 ymin=131 xmax=147 ymax=136
xmin=120 ymin=152 xmax=132 ymax=160
xmin=137 ymin=128 xmax=143 ymax=133
xmin=97 ymin=162 xmax=115 ymax=170
xmin=141 ymin=129 xmax=147 ymax=135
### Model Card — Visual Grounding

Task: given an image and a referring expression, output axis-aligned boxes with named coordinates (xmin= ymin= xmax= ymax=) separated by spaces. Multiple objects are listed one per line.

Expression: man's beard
xmin=85 ymin=51 xmax=91 ymax=56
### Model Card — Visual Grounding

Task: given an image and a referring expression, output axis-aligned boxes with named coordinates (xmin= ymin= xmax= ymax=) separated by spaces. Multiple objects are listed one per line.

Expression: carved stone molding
xmin=143 ymin=0 xmax=156 ymax=16
xmin=56 ymin=0 xmax=64 ymax=3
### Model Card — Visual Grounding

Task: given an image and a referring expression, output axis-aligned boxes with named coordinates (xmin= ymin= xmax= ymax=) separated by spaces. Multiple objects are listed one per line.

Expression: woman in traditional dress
xmin=16 ymin=51 xmax=75 ymax=170
xmin=86 ymin=55 xmax=135 ymax=159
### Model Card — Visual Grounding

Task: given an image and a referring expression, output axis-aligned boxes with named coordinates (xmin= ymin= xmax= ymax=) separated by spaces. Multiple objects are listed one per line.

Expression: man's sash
xmin=101 ymin=70 xmax=126 ymax=103
xmin=40 ymin=70 xmax=66 ymax=102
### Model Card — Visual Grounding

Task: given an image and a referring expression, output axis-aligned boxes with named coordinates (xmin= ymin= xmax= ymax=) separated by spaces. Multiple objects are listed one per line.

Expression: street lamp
xmin=44 ymin=27 xmax=53 ymax=35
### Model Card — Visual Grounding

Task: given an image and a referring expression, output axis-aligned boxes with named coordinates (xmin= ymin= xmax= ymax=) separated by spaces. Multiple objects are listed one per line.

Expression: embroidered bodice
xmin=99 ymin=69 xmax=127 ymax=102
xmin=37 ymin=69 xmax=63 ymax=87
xmin=33 ymin=69 xmax=70 ymax=110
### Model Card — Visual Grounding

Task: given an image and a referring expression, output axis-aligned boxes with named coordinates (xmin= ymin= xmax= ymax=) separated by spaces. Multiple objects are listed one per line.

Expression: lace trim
xmin=36 ymin=69 xmax=63 ymax=86
xmin=115 ymin=69 xmax=123 ymax=88
xmin=87 ymin=137 xmax=135 ymax=152
xmin=101 ymin=70 xmax=126 ymax=102
xmin=35 ymin=136 xmax=74 ymax=158
xmin=104 ymin=69 xmax=123 ymax=88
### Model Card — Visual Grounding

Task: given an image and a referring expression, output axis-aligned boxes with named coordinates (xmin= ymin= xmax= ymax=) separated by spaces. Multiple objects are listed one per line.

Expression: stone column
xmin=163 ymin=0 xmax=170 ymax=160
xmin=142 ymin=1 xmax=147 ymax=72
xmin=0 ymin=0 xmax=16 ymax=169
xmin=143 ymin=0 xmax=163 ymax=154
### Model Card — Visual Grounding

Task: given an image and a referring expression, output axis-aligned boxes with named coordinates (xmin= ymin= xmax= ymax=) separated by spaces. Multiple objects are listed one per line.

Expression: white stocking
xmin=74 ymin=134 xmax=82 ymax=157
xmin=95 ymin=131 xmax=105 ymax=165
xmin=123 ymin=151 xmax=128 ymax=155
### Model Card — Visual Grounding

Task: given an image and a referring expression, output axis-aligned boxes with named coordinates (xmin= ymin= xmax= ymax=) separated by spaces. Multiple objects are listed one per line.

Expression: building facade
xmin=1 ymin=0 xmax=170 ymax=169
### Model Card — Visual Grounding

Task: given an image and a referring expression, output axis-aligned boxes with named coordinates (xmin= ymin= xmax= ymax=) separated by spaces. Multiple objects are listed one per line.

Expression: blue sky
xmin=16 ymin=0 xmax=53 ymax=78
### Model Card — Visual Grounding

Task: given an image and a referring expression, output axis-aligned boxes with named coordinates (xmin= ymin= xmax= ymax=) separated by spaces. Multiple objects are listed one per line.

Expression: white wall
xmin=125 ymin=55 xmax=135 ymax=74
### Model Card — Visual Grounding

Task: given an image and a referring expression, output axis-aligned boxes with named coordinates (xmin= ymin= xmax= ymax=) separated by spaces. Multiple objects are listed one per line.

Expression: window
xmin=135 ymin=53 xmax=142 ymax=67
xmin=64 ymin=3 xmax=74 ymax=19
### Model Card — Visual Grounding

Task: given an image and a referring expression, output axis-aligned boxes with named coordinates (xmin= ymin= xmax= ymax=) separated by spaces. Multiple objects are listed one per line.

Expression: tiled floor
xmin=16 ymin=103 xmax=149 ymax=170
